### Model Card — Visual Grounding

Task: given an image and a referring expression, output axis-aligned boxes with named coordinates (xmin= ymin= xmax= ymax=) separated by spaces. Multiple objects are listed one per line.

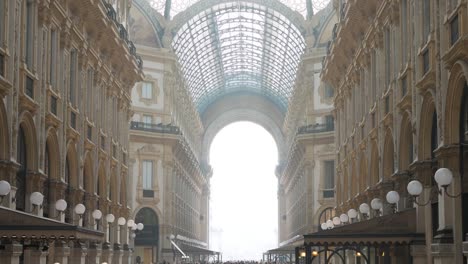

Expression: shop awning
xmin=0 ymin=206 xmax=104 ymax=241
xmin=302 ymin=208 xmax=425 ymax=246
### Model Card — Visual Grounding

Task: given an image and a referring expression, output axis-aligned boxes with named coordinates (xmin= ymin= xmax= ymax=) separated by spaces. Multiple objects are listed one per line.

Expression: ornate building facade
xmin=299 ymin=0 xmax=468 ymax=263
xmin=0 ymin=0 xmax=143 ymax=263
xmin=276 ymin=4 xmax=337 ymax=249
xmin=127 ymin=2 xmax=211 ymax=263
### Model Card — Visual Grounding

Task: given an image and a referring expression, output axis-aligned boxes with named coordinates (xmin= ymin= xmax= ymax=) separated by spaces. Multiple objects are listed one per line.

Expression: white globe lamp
xmin=30 ymin=192 xmax=44 ymax=206
xmin=407 ymin=180 xmax=423 ymax=196
xmin=74 ymin=203 xmax=86 ymax=215
xmin=347 ymin=209 xmax=358 ymax=219
xmin=371 ymin=198 xmax=383 ymax=210
xmin=434 ymin=168 xmax=453 ymax=187
xmin=332 ymin=216 xmax=341 ymax=226
xmin=386 ymin=191 xmax=400 ymax=204
xmin=359 ymin=203 xmax=370 ymax=215
xmin=321 ymin=222 xmax=327 ymax=230
xmin=117 ymin=217 xmax=126 ymax=226
xmin=340 ymin=213 xmax=349 ymax=223
xmin=92 ymin=209 xmax=102 ymax=220
xmin=55 ymin=199 xmax=67 ymax=212
xmin=106 ymin=214 xmax=115 ymax=223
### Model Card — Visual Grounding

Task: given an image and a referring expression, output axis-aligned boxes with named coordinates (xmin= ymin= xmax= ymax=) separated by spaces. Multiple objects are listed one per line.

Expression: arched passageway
xmin=209 ymin=121 xmax=278 ymax=260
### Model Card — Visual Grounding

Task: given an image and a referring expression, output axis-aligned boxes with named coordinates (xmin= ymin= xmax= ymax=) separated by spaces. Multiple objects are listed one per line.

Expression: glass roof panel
xmin=147 ymin=0 xmax=330 ymax=19
xmin=172 ymin=1 xmax=306 ymax=112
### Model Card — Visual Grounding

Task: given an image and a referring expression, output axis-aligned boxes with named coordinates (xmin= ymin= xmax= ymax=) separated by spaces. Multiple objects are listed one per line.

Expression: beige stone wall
xmin=0 ymin=0 xmax=142 ymax=263
xmin=323 ymin=0 xmax=468 ymax=262
xmin=277 ymin=6 xmax=337 ymax=245
xmin=128 ymin=31 xmax=209 ymax=263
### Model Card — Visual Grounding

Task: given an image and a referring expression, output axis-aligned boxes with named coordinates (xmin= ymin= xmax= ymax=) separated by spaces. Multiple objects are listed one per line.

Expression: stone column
xmin=432 ymin=145 xmax=461 ymax=264
xmin=121 ymin=244 xmax=131 ymax=264
xmin=54 ymin=241 xmax=71 ymax=264
xmin=101 ymin=242 xmax=114 ymax=264
xmin=69 ymin=241 xmax=87 ymax=264
xmin=86 ymin=242 xmax=102 ymax=264
xmin=0 ymin=242 xmax=23 ymax=264
xmin=410 ymin=243 xmax=429 ymax=264
xmin=463 ymin=241 xmax=468 ymax=264
xmin=0 ymin=161 xmax=20 ymax=209
xmin=49 ymin=180 xmax=68 ymax=222
xmin=112 ymin=243 xmax=123 ymax=264
xmin=24 ymin=247 xmax=48 ymax=264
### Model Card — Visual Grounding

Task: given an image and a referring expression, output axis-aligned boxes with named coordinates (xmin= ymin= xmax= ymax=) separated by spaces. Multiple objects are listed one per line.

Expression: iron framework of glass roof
xmin=148 ymin=0 xmax=331 ymax=19
xmin=171 ymin=1 xmax=306 ymax=113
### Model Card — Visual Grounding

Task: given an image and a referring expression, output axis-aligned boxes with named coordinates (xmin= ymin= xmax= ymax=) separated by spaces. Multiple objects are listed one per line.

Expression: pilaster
xmin=69 ymin=241 xmax=87 ymax=264
xmin=101 ymin=242 xmax=114 ymax=264
xmin=86 ymin=242 xmax=102 ymax=264
xmin=0 ymin=242 xmax=23 ymax=264
xmin=54 ymin=241 xmax=71 ymax=264
xmin=112 ymin=243 xmax=123 ymax=264
xmin=24 ymin=247 xmax=48 ymax=264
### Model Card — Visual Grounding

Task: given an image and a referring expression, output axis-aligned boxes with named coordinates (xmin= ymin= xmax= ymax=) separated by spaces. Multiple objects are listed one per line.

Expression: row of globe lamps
xmin=0 ymin=180 xmax=144 ymax=236
xmin=321 ymin=167 xmax=459 ymax=230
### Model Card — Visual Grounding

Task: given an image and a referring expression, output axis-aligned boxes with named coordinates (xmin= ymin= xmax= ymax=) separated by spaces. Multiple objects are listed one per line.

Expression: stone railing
xmin=130 ymin=121 xmax=181 ymax=135
xmin=297 ymin=123 xmax=334 ymax=134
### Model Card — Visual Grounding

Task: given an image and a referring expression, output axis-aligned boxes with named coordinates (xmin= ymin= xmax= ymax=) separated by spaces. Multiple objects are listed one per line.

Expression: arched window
xmin=16 ymin=126 xmax=27 ymax=211
xmin=431 ymin=111 xmax=438 ymax=159
xmin=317 ymin=207 xmax=335 ymax=230
xmin=461 ymin=84 xmax=468 ymax=243
xmin=65 ymin=157 xmax=72 ymax=223
xmin=43 ymin=145 xmax=50 ymax=217
xmin=135 ymin=208 xmax=159 ymax=246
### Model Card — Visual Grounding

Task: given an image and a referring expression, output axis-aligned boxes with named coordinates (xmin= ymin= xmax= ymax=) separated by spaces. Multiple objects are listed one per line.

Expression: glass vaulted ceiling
xmin=171 ymin=2 xmax=306 ymax=112
xmin=149 ymin=0 xmax=331 ymax=19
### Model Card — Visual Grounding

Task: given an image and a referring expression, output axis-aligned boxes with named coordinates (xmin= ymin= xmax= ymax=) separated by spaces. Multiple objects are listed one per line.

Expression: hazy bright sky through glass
xmin=209 ymin=122 xmax=278 ymax=261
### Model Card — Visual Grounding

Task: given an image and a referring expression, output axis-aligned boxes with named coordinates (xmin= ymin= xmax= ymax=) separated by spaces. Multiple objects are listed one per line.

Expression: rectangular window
xmin=384 ymin=28 xmax=391 ymax=87
xmin=371 ymin=51 xmax=377 ymax=100
xmin=422 ymin=49 xmax=430 ymax=74
xmin=25 ymin=0 xmax=34 ymax=69
xmin=143 ymin=114 xmax=152 ymax=124
xmin=87 ymin=125 xmax=92 ymax=140
xmin=142 ymin=82 xmax=153 ymax=99
xmin=325 ymin=84 xmax=334 ymax=98
xmin=69 ymin=50 xmax=77 ymax=105
xmin=87 ymin=69 xmax=94 ymax=117
xmin=401 ymin=0 xmax=408 ymax=63
xmin=401 ymin=75 xmax=408 ymax=96
xmin=0 ymin=53 xmax=4 ymax=77
xmin=423 ymin=0 xmax=431 ymax=42
xmin=70 ymin=111 xmax=76 ymax=129
xmin=50 ymin=95 xmax=57 ymax=115
xmin=323 ymin=160 xmax=335 ymax=198
xmin=325 ymin=115 xmax=334 ymax=130
xmin=25 ymin=75 xmax=34 ymax=98
xmin=0 ymin=0 xmax=4 ymax=47
xmin=450 ymin=14 xmax=459 ymax=46
xmin=50 ymin=30 xmax=57 ymax=87
xmin=385 ymin=96 xmax=390 ymax=114
xmin=142 ymin=160 xmax=153 ymax=190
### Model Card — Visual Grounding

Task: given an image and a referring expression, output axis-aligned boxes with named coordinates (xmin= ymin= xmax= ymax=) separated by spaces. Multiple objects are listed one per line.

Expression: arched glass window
xmin=43 ymin=145 xmax=50 ymax=217
xmin=317 ymin=207 xmax=335 ymax=230
xmin=135 ymin=208 xmax=159 ymax=246
xmin=16 ymin=127 xmax=27 ymax=211
xmin=65 ymin=157 xmax=72 ymax=223
xmin=461 ymin=84 xmax=468 ymax=244
xmin=431 ymin=111 xmax=438 ymax=159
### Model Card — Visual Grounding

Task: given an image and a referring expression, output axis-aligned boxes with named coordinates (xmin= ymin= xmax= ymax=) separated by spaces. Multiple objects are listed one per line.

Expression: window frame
xmin=142 ymin=160 xmax=153 ymax=190
xmin=142 ymin=82 xmax=153 ymax=99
